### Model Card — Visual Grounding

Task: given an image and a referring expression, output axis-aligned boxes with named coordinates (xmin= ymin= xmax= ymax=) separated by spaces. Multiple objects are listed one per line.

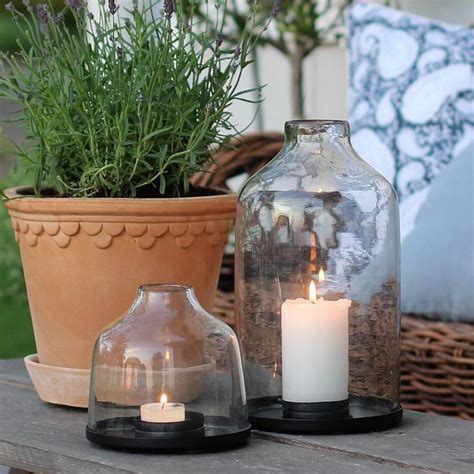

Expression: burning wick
xmin=318 ymin=267 xmax=325 ymax=282
xmin=309 ymin=269 xmax=325 ymax=303
xmin=160 ymin=393 xmax=167 ymax=410
xmin=309 ymin=280 xmax=317 ymax=304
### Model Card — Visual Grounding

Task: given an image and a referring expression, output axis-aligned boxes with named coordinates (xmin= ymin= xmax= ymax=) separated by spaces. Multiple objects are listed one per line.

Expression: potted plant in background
xmin=1 ymin=0 xmax=264 ymax=406
xmin=191 ymin=0 xmax=353 ymax=121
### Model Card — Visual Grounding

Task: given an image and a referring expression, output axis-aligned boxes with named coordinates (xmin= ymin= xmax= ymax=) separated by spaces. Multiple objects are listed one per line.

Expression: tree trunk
xmin=290 ymin=45 xmax=305 ymax=119
xmin=251 ymin=48 xmax=265 ymax=132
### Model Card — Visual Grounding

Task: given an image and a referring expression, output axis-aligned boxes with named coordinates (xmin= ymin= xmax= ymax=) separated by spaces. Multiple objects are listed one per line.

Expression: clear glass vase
xmin=87 ymin=284 xmax=250 ymax=450
xmin=235 ymin=120 xmax=401 ymax=431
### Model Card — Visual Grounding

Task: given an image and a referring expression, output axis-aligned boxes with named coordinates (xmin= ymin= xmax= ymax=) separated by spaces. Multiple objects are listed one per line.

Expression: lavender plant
xmin=0 ymin=0 xmax=265 ymax=197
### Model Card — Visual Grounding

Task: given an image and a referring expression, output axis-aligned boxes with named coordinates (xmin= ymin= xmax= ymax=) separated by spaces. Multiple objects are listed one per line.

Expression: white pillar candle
xmin=281 ymin=281 xmax=351 ymax=403
xmin=140 ymin=394 xmax=185 ymax=423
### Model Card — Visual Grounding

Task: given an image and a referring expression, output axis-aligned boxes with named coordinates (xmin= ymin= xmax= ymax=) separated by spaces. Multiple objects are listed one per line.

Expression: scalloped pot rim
xmin=4 ymin=186 xmax=237 ymax=217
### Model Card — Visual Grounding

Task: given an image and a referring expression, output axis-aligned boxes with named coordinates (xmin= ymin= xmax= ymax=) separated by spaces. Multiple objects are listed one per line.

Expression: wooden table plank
xmin=1 ymin=359 xmax=473 ymax=473
xmin=260 ymin=411 xmax=474 ymax=474
xmin=0 ymin=382 xmax=416 ymax=474
xmin=0 ymin=359 xmax=32 ymax=387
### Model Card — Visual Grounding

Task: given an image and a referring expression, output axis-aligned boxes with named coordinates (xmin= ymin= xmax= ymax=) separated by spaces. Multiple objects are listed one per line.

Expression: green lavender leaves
xmin=0 ymin=0 xmax=264 ymax=197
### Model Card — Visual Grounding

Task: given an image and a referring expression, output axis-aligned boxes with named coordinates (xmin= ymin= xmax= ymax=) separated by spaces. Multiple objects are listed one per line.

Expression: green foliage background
xmin=0 ymin=164 xmax=35 ymax=359
xmin=1 ymin=3 xmax=36 ymax=358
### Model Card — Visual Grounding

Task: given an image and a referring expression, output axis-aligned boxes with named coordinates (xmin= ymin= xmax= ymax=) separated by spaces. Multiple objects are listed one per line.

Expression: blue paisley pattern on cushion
xmin=347 ymin=3 xmax=473 ymax=205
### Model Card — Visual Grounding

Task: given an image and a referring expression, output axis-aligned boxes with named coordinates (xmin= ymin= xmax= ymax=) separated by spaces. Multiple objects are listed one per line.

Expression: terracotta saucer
xmin=24 ymin=354 xmax=90 ymax=408
xmin=24 ymin=354 xmax=215 ymax=408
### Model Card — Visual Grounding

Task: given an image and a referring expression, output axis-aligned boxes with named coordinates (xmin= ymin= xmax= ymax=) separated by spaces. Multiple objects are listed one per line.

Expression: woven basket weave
xmin=192 ymin=132 xmax=284 ymax=190
xmin=206 ymin=132 xmax=474 ymax=420
xmin=401 ymin=316 xmax=474 ymax=420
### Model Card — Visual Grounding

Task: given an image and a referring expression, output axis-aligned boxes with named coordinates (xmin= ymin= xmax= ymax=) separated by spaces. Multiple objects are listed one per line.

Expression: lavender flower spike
xmin=108 ymin=0 xmax=119 ymax=15
xmin=233 ymin=46 xmax=241 ymax=60
xmin=271 ymin=0 xmax=281 ymax=17
xmin=52 ymin=12 xmax=64 ymax=24
xmin=36 ymin=4 xmax=49 ymax=34
xmin=22 ymin=0 xmax=33 ymax=12
xmin=163 ymin=0 xmax=174 ymax=20
xmin=5 ymin=2 xmax=14 ymax=12
xmin=66 ymin=0 xmax=83 ymax=14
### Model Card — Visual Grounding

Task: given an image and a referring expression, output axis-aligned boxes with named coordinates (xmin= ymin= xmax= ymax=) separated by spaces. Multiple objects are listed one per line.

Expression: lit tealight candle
xmin=140 ymin=394 xmax=185 ymax=423
xmin=281 ymin=273 xmax=351 ymax=403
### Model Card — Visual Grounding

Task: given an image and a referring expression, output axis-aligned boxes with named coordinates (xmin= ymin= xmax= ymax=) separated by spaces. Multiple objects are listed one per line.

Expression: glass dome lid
xmin=86 ymin=284 xmax=250 ymax=451
xmin=235 ymin=120 xmax=403 ymax=434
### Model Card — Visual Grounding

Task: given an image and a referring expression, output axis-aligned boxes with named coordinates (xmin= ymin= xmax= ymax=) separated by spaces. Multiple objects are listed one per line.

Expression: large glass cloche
xmin=235 ymin=120 xmax=402 ymax=433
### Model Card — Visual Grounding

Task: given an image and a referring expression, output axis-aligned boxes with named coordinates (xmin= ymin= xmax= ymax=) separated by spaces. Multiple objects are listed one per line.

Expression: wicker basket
xmin=206 ymin=132 xmax=474 ymax=420
xmin=192 ymin=132 xmax=284 ymax=191
xmin=401 ymin=316 xmax=474 ymax=420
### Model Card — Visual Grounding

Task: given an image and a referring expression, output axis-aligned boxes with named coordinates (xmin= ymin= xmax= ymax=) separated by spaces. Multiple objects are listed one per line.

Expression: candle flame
xmin=165 ymin=350 xmax=170 ymax=361
xmin=160 ymin=393 xmax=167 ymax=409
xmin=318 ymin=268 xmax=325 ymax=282
xmin=309 ymin=280 xmax=317 ymax=303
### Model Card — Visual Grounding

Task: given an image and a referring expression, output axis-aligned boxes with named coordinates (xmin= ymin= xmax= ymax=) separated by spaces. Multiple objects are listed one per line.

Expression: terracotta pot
xmin=4 ymin=187 xmax=236 ymax=370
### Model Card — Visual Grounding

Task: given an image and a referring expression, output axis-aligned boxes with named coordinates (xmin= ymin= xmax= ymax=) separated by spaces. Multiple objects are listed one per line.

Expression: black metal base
xmin=249 ymin=396 xmax=403 ymax=434
xmin=86 ymin=415 xmax=251 ymax=451
xmin=282 ymin=399 xmax=349 ymax=419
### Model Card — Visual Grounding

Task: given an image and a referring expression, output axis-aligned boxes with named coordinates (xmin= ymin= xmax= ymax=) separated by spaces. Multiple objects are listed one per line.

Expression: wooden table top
xmin=1 ymin=358 xmax=473 ymax=473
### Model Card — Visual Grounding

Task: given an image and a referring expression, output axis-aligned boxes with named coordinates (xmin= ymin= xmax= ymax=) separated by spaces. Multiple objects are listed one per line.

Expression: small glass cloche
xmin=86 ymin=284 xmax=250 ymax=450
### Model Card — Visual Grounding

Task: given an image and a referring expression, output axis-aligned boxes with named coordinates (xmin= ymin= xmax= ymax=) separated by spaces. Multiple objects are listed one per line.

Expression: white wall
xmin=230 ymin=0 xmax=474 ymax=134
